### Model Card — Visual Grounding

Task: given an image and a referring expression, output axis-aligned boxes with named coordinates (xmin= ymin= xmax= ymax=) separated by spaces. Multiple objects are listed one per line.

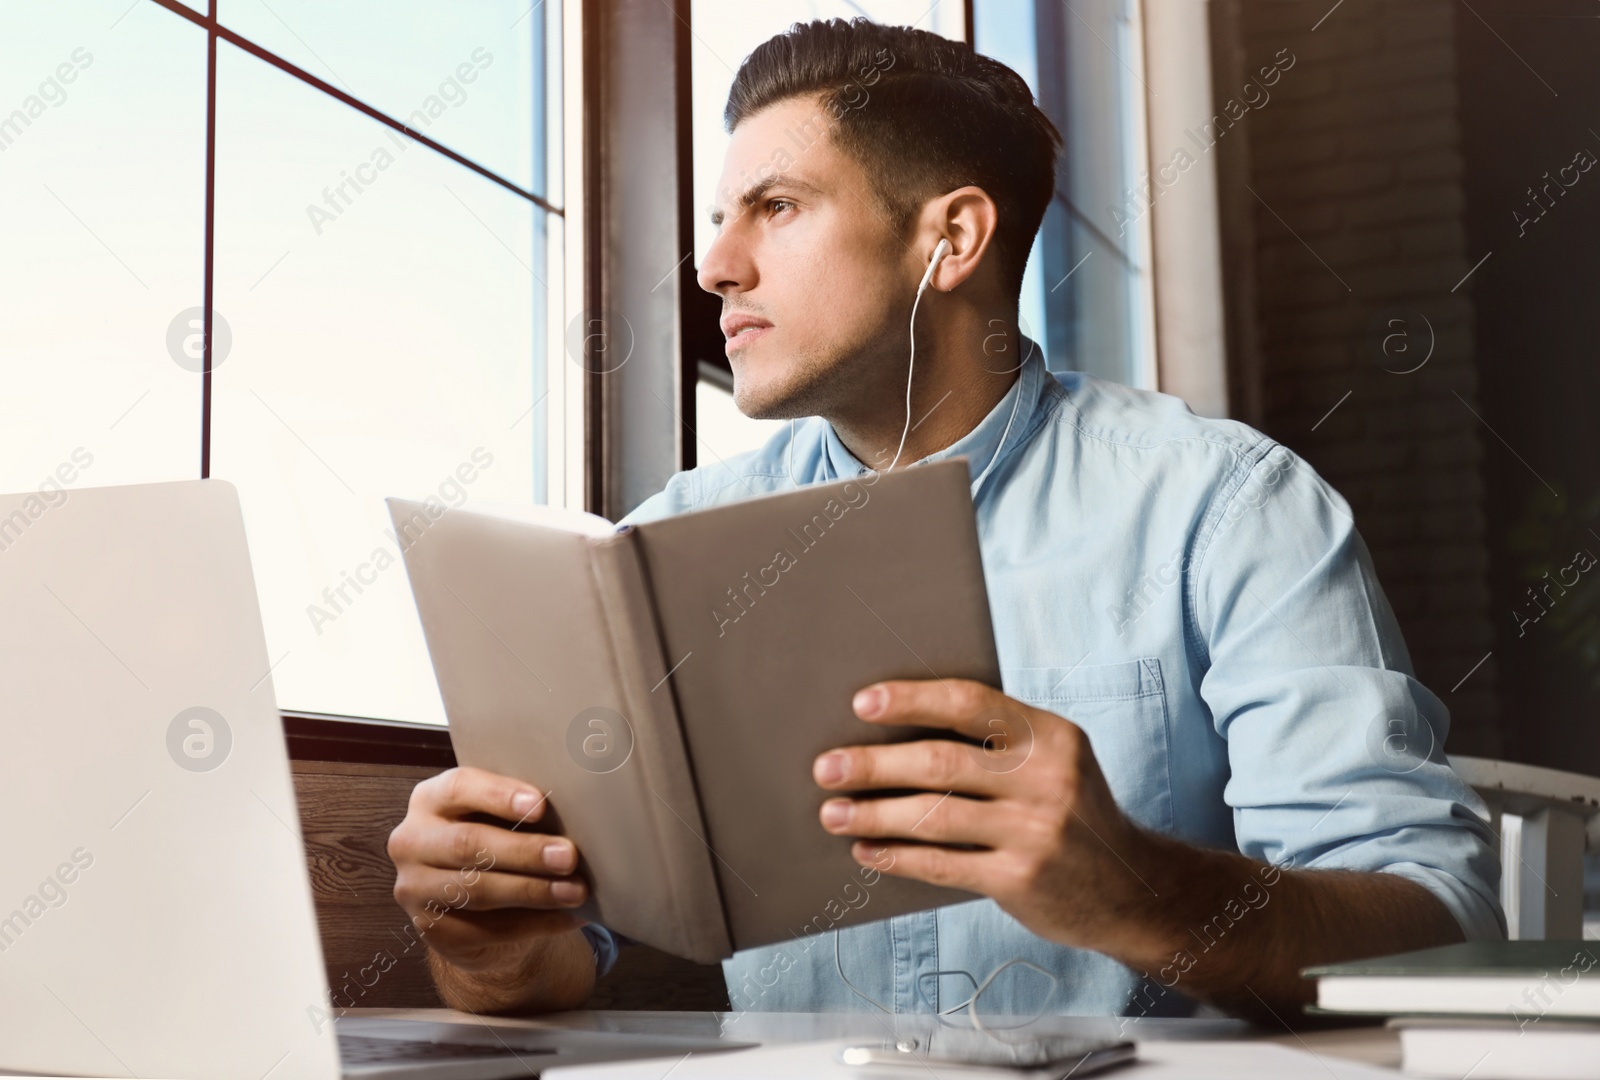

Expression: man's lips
xmin=721 ymin=313 xmax=773 ymax=351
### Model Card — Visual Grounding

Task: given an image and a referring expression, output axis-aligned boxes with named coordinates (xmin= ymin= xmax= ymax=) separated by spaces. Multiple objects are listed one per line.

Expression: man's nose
xmin=696 ymin=227 xmax=749 ymax=296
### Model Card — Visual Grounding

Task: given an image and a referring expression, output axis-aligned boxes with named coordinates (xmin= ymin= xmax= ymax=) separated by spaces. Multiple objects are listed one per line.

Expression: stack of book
xmin=1306 ymin=941 xmax=1600 ymax=1079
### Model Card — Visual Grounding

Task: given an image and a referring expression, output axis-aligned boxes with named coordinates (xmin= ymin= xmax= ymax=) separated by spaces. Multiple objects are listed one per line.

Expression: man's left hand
xmin=813 ymin=678 xmax=1164 ymax=960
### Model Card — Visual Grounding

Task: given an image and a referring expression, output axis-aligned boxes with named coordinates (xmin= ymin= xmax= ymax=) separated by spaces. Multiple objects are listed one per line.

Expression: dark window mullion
xmin=143 ymin=0 xmax=558 ymax=214
xmin=201 ymin=0 xmax=216 ymax=478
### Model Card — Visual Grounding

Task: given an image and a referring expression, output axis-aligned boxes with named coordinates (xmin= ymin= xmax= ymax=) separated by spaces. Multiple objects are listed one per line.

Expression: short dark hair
xmin=725 ymin=18 xmax=1062 ymax=298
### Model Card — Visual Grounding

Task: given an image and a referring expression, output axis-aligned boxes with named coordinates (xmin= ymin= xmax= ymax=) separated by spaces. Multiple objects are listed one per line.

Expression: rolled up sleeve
xmin=1195 ymin=444 xmax=1504 ymax=941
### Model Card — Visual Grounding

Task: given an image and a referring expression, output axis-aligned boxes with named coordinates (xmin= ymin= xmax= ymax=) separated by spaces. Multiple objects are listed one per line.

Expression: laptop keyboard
xmin=338 ymin=1034 xmax=554 ymax=1066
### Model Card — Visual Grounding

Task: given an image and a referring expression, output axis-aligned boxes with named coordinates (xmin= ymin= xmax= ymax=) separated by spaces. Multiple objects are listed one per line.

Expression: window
xmin=975 ymin=0 xmax=1157 ymax=389
xmin=0 ymin=0 xmax=567 ymax=726
xmin=1 ymin=2 xmax=206 ymax=490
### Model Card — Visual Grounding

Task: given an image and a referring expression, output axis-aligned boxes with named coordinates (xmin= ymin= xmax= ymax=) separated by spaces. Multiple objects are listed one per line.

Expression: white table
xmin=355 ymin=1007 xmax=1405 ymax=1074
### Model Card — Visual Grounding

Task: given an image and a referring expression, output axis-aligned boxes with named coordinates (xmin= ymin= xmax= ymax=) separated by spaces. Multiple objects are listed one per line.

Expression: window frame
xmin=109 ymin=0 xmax=570 ymax=751
xmin=578 ymin=0 xmax=697 ymax=520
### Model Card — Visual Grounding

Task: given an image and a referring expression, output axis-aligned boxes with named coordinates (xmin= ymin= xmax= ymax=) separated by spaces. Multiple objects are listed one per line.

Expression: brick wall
xmin=1221 ymin=0 xmax=1500 ymax=755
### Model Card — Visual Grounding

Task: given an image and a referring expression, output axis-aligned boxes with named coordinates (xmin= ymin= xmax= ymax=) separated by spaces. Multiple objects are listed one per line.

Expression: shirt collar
xmin=819 ymin=338 xmax=1048 ymax=489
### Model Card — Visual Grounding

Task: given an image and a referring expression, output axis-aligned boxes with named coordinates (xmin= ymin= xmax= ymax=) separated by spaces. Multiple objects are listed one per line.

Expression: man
xmin=387 ymin=19 xmax=1501 ymax=1023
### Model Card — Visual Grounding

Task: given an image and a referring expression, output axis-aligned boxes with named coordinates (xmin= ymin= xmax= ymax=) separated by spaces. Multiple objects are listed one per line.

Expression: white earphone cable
xmin=885 ymin=286 xmax=930 ymax=474
xmin=886 ymin=238 xmax=948 ymax=473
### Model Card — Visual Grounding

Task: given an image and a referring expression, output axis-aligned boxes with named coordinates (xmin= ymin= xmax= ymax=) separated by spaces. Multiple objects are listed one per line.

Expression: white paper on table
xmin=542 ymin=1037 xmax=1400 ymax=1079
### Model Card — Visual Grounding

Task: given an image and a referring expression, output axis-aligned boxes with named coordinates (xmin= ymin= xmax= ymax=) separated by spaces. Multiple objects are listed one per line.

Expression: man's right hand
xmin=388 ymin=767 xmax=597 ymax=1011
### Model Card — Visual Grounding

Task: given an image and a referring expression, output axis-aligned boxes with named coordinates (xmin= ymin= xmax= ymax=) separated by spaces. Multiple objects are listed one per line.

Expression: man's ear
xmin=921 ymin=186 xmax=1000 ymax=292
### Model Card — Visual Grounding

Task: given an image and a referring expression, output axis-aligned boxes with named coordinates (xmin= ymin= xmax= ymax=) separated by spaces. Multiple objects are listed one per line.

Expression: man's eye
xmin=767 ymin=198 xmax=796 ymax=216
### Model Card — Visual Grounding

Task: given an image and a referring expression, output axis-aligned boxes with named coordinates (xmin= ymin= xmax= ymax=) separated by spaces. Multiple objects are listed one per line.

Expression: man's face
xmin=698 ymin=95 xmax=914 ymax=421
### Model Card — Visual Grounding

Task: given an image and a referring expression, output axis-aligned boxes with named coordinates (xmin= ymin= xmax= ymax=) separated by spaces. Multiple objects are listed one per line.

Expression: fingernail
xmin=512 ymin=790 xmax=540 ymax=817
xmin=814 ymin=752 xmax=848 ymax=785
xmin=551 ymin=879 xmax=584 ymax=905
xmin=543 ymin=840 xmax=575 ymax=872
xmin=853 ymin=686 xmax=887 ymax=718
xmin=820 ymin=800 xmax=851 ymax=829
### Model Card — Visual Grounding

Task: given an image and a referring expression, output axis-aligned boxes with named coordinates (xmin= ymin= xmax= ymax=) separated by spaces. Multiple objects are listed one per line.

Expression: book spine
xmin=587 ymin=532 xmax=733 ymax=963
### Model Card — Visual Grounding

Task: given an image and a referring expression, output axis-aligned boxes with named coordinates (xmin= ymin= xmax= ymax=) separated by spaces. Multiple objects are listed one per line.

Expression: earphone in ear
xmin=917 ymin=238 xmax=951 ymax=299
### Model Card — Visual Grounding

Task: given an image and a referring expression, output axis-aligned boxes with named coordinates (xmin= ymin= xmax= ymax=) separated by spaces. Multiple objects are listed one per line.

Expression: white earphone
xmin=918 ymin=238 xmax=952 ymax=297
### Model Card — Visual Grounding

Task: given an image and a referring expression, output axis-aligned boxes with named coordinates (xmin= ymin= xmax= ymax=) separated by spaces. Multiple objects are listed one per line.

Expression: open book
xmin=389 ymin=459 xmax=1000 ymax=964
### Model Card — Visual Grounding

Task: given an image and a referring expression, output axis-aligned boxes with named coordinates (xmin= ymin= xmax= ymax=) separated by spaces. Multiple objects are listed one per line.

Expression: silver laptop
xmin=0 ymin=479 xmax=738 ymax=1080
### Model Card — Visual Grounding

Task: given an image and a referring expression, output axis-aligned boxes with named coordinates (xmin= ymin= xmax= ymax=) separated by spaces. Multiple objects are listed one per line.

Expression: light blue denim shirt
xmin=589 ymin=347 xmax=1502 ymax=1016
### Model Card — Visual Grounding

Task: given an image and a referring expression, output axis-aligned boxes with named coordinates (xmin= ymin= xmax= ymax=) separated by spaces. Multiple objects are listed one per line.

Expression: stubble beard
xmin=732 ymin=310 xmax=909 ymax=428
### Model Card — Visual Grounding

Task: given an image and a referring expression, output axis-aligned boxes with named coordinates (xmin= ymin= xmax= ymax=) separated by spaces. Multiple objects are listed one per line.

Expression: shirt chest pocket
xmin=1000 ymin=658 xmax=1174 ymax=833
